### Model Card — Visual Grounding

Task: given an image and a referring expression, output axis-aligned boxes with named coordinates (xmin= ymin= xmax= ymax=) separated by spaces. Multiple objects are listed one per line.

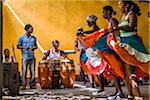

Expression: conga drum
xmin=60 ymin=60 xmax=75 ymax=88
xmin=69 ymin=60 xmax=76 ymax=82
xmin=38 ymin=60 xmax=52 ymax=89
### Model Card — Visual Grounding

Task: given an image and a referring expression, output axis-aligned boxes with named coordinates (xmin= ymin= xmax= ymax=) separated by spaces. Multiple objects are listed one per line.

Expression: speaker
xmin=2 ymin=63 xmax=19 ymax=95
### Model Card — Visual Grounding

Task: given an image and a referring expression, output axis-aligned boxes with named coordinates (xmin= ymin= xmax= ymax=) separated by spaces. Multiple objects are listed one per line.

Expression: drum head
xmin=61 ymin=59 xmax=70 ymax=63
xmin=39 ymin=60 xmax=48 ymax=64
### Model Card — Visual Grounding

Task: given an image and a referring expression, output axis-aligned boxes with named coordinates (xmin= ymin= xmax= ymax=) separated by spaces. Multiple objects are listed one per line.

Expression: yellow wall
xmin=2 ymin=0 xmax=149 ymax=77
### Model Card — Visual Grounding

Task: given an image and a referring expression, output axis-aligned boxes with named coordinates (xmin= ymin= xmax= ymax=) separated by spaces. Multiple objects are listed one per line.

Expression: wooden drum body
xmin=60 ymin=60 xmax=75 ymax=88
xmin=38 ymin=60 xmax=52 ymax=89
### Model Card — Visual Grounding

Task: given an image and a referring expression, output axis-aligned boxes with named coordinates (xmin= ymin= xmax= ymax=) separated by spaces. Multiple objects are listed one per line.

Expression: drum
xmin=51 ymin=60 xmax=61 ymax=89
xmin=60 ymin=59 xmax=75 ymax=88
xmin=38 ymin=60 xmax=52 ymax=89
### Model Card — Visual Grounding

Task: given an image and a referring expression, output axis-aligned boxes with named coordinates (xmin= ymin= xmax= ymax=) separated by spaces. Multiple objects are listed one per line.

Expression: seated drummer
xmin=43 ymin=40 xmax=68 ymax=60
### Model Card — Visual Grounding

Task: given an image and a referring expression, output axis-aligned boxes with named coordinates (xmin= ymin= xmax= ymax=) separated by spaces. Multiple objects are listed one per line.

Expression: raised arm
xmin=74 ymin=39 xmax=80 ymax=52
xmin=42 ymin=50 xmax=50 ymax=60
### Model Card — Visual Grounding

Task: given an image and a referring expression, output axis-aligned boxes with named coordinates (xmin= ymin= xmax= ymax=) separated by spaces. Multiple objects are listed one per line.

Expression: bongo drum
xmin=38 ymin=60 xmax=52 ymax=89
xmin=60 ymin=59 xmax=75 ymax=88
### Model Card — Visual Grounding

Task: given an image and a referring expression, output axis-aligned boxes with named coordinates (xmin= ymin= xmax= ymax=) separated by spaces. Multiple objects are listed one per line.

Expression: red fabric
xmin=78 ymin=28 xmax=108 ymax=48
xmin=97 ymin=50 xmax=125 ymax=79
xmin=85 ymin=58 xmax=107 ymax=75
xmin=102 ymin=67 xmax=113 ymax=81
xmin=77 ymin=29 xmax=125 ymax=80
xmin=107 ymin=33 xmax=150 ymax=76
xmin=79 ymin=59 xmax=91 ymax=74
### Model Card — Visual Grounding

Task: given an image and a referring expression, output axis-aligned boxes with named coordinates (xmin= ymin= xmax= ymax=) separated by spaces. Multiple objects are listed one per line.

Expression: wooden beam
xmin=0 ymin=0 xmax=2 ymax=62
xmin=0 ymin=1 xmax=3 ymax=99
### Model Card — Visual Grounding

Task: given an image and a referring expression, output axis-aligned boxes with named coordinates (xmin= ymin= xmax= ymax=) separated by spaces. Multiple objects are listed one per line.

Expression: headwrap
xmin=86 ymin=14 xmax=97 ymax=23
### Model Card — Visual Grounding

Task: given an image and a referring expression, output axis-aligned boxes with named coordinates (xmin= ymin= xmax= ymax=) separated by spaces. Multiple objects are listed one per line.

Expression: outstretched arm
xmin=60 ymin=50 xmax=69 ymax=60
xmin=83 ymin=25 xmax=100 ymax=34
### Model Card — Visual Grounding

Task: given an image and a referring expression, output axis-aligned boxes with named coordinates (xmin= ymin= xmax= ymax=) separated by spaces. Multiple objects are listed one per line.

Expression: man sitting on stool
xmin=42 ymin=40 xmax=69 ymax=88
xmin=43 ymin=40 xmax=68 ymax=60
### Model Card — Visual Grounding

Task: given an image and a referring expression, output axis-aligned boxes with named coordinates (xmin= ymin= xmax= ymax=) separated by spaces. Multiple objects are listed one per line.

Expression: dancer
xmin=76 ymin=14 xmax=104 ymax=91
xmin=76 ymin=27 xmax=125 ymax=98
xmin=107 ymin=1 xmax=149 ymax=99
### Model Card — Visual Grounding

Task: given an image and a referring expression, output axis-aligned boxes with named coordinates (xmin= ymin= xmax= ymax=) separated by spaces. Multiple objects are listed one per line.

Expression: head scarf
xmin=86 ymin=14 xmax=98 ymax=23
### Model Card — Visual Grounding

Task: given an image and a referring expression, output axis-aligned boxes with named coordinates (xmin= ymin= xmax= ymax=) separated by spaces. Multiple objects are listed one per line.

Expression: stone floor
xmin=2 ymin=81 xmax=150 ymax=100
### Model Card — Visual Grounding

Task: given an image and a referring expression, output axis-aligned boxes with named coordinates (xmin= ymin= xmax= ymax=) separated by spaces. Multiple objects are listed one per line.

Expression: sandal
xmin=134 ymin=96 xmax=143 ymax=100
xmin=108 ymin=92 xmax=124 ymax=100
xmin=127 ymin=95 xmax=134 ymax=99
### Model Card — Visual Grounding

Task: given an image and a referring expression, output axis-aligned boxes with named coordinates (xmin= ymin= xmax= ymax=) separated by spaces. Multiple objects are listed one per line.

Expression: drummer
xmin=43 ymin=40 xmax=68 ymax=60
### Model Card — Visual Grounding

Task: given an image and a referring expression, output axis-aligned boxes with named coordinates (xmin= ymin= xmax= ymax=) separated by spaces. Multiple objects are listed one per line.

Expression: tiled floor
xmin=2 ymin=81 xmax=150 ymax=100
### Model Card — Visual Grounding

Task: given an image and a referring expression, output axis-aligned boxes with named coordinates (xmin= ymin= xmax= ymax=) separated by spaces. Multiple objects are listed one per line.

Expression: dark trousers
xmin=80 ymin=67 xmax=86 ymax=82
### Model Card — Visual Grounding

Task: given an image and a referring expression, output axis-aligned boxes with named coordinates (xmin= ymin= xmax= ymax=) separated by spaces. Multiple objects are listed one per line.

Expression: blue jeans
xmin=22 ymin=57 xmax=35 ymax=85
